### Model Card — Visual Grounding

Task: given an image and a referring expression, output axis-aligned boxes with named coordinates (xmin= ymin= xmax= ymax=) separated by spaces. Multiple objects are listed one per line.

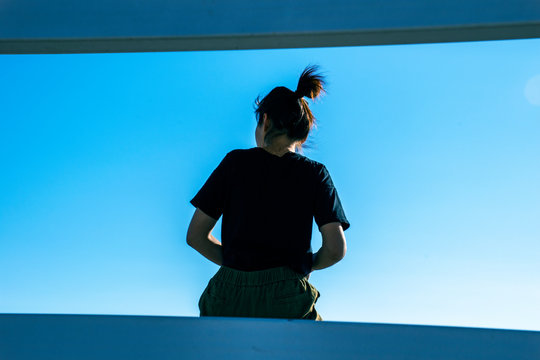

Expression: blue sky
xmin=1 ymin=38 xmax=539 ymax=331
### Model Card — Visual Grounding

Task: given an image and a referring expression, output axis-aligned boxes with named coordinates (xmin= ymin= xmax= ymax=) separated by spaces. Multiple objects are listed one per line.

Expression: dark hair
xmin=254 ymin=65 xmax=326 ymax=153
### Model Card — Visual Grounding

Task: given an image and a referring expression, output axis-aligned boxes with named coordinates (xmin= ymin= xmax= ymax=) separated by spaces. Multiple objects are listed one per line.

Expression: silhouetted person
xmin=187 ymin=65 xmax=350 ymax=320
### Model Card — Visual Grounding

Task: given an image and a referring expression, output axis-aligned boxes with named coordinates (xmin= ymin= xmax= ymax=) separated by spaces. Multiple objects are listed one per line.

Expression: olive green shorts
xmin=199 ymin=266 xmax=322 ymax=320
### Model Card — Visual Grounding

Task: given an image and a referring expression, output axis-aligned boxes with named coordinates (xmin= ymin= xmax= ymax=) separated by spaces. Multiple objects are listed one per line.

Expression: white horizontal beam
xmin=1 ymin=0 xmax=540 ymax=54
xmin=1 ymin=314 xmax=540 ymax=359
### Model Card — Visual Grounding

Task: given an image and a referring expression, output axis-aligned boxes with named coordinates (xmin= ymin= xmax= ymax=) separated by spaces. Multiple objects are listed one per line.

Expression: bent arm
xmin=186 ymin=208 xmax=223 ymax=266
xmin=312 ymin=222 xmax=347 ymax=271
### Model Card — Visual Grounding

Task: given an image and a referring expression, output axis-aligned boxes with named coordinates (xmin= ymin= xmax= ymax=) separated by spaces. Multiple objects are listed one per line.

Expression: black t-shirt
xmin=190 ymin=147 xmax=350 ymax=275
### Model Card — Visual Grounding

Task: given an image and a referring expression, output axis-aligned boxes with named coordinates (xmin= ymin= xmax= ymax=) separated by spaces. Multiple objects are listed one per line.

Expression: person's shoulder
xmin=221 ymin=147 xmax=259 ymax=163
xmin=291 ymin=151 xmax=323 ymax=167
xmin=225 ymin=147 xmax=255 ymax=158
xmin=291 ymin=152 xmax=328 ymax=176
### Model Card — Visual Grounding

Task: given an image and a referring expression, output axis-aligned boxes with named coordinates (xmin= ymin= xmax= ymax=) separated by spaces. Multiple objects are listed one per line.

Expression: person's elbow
xmin=320 ymin=222 xmax=347 ymax=262
xmin=186 ymin=232 xmax=196 ymax=248
xmin=186 ymin=226 xmax=206 ymax=248
xmin=327 ymin=239 xmax=347 ymax=261
xmin=186 ymin=208 xmax=218 ymax=248
xmin=186 ymin=217 xmax=203 ymax=248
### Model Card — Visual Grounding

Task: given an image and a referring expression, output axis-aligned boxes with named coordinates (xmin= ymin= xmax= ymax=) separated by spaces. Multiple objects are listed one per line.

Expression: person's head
xmin=254 ymin=65 xmax=326 ymax=153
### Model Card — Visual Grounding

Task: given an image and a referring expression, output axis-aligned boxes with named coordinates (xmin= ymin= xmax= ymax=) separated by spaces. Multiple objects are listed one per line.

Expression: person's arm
xmin=186 ymin=208 xmax=223 ymax=266
xmin=312 ymin=222 xmax=347 ymax=270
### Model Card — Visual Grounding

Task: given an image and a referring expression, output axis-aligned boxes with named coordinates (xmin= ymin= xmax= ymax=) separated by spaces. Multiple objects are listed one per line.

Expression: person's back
xmin=187 ymin=65 xmax=350 ymax=320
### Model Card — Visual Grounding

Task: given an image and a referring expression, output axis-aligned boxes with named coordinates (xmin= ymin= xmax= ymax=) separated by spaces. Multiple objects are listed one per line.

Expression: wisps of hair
xmin=295 ymin=64 xmax=326 ymax=101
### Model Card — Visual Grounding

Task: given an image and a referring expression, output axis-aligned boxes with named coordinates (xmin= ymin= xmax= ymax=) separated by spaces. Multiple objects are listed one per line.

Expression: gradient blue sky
xmin=1 ymin=38 xmax=539 ymax=331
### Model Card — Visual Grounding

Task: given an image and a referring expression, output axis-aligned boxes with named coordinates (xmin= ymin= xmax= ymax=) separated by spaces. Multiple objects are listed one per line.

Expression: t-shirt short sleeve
xmin=314 ymin=165 xmax=350 ymax=231
xmin=189 ymin=153 xmax=231 ymax=220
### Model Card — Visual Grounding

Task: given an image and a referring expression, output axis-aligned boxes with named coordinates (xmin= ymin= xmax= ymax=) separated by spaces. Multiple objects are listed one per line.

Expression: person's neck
xmin=261 ymin=143 xmax=296 ymax=157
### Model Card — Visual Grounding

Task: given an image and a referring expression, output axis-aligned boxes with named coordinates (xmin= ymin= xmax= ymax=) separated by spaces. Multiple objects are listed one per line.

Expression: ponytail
xmin=295 ymin=65 xmax=326 ymax=101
